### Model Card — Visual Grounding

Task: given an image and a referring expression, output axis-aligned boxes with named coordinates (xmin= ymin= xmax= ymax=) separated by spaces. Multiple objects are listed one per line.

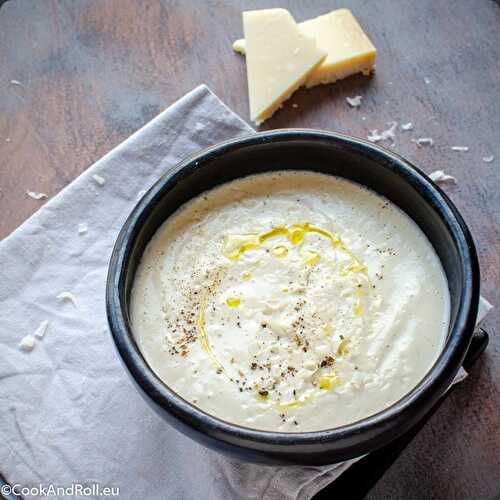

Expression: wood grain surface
xmin=1 ymin=0 xmax=499 ymax=498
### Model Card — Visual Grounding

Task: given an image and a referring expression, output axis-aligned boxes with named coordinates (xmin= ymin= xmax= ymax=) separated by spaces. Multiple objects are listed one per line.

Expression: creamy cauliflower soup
xmin=130 ymin=171 xmax=450 ymax=432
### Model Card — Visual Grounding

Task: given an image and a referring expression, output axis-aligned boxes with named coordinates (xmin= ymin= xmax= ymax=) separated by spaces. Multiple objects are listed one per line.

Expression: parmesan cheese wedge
xmin=243 ymin=9 xmax=327 ymax=124
xmin=236 ymin=9 xmax=376 ymax=90
xmin=300 ymin=9 xmax=376 ymax=87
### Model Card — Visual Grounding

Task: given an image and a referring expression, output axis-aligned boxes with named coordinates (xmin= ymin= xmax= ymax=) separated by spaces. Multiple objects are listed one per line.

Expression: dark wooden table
xmin=1 ymin=1 xmax=499 ymax=498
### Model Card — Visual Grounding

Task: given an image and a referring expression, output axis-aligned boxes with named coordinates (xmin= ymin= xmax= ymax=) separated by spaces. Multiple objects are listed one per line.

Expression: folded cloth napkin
xmin=0 ymin=85 xmax=492 ymax=500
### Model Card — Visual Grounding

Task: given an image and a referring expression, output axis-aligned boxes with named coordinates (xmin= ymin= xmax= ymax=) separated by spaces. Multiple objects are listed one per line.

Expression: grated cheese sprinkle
xmin=34 ymin=320 xmax=49 ymax=338
xmin=413 ymin=138 xmax=434 ymax=147
xmin=367 ymin=122 xmax=397 ymax=143
xmin=92 ymin=174 xmax=106 ymax=186
xmin=19 ymin=334 xmax=36 ymax=351
xmin=57 ymin=291 xmax=78 ymax=308
xmin=429 ymin=170 xmax=457 ymax=183
xmin=26 ymin=190 xmax=48 ymax=200
xmin=346 ymin=96 xmax=362 ymax=108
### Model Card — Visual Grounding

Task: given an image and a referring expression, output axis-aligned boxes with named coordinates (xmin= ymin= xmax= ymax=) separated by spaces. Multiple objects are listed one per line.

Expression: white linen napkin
xmin=0 ymin=85 xmax=492 ymax=500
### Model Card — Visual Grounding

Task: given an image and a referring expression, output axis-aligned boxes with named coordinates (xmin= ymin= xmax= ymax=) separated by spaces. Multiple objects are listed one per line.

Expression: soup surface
xmin=131 ymin=171 xmax=450 ymax=432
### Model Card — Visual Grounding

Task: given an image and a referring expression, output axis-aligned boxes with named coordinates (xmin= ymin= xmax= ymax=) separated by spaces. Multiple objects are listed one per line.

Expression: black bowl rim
xmin=106 ymin=129 xmax=479 ymax=453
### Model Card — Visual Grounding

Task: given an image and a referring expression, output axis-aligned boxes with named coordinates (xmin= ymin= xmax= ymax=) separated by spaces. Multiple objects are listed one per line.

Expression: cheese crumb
xmin=346 ymin=95 xmax=362 ymax=107
xmin=292 ymin=103 xmax=299 ymax=108
xmin=34 ymin=320 xmax=49 ymax=338
xmin=57 ymin=291 xmax=78 ymax=308
xmin=400 ymin=122 xmax=413 ymax=131
xmin=424 ymin=77 xmax=431 ymax=84
xmin=429 ymin=170 xmax=457 ymax=183
xmin=451 ymin=146 xmax=469 ymax=152
xmin=19 ymin=334 xmax=36 ymax=351
xmin=92 ymin=174 xmax=106 ymax=186
xmin=10 ymin=79 xmax=23 ymax=86
xmin=367 ymin=122 xmax=397 ymax=143
xmin=232 ymin=38 xmax=246 ymax=54
xmin=482 ymin=155 xmax=494 ymax=163
xmin=26 ymin=190 xmax=48 ymax=200
xmin=414 ymin=138 xmax=434 ymax=147
xmin=78 ymin=223 xmax=88 ymax=235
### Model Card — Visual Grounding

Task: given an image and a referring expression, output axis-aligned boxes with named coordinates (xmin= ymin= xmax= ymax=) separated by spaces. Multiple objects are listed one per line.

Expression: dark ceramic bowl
xmin=106 ymin=129 xmax=479 ymax=466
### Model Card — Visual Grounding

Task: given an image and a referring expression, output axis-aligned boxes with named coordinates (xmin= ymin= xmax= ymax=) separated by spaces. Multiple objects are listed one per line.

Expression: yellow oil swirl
xmin=303 ymin=250 xmax=321 ymax=266
xmin=196 ymin=222 xmax=368 ymax=410
xmin=222 ymin=222 xmax=367 ymax=278
xmin=226 ymin=297 xmax=241 ymax=308
xmin=272 ymin=245 xmax=288 ymax=258
xmin=354 ymin=299 xmax=363 ymax=317
xmin=277 ymin=373 xmax=342 ymax=410
xmin=337 ymin=338 xmax=350 ymax=356
xmin=318 ymin=373 xmax=342 ymax=390
xmin=279 ymin=373 xmax=342 ymax=412
xmin=196 ymin=292 xmax=227 ymax=374
xmin=278 ymin=399 xmax=304 ymax=410
xmin=223 ymin=234 xmax=261 ymax=261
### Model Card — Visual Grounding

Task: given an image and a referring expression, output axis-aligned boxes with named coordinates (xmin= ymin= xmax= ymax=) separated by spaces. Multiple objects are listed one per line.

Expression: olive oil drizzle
xmin=196 ymin=222 xmax=370 ymax=410
xmin=223 ymin=222 xmax=368 ymax=278
xmin=196 ymin=291 xmax=227 ymax=375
